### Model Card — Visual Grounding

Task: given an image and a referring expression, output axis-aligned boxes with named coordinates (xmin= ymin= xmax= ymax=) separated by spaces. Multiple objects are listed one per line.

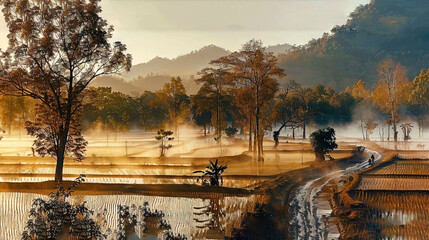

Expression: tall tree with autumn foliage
xmin=195 ymin=61 xmax=234 ymax=141
xmin=372 ymin=59 xmax=409 ymax=142
xmin=0 ymin=0 xmax=132 ymax=181
xmin=221 ymin=40 xmax=285 ymax=160
xmin=407 ymin=69 xmax=429 ymax=138
xmin=152 ymin=77 xmax=190 ymax=137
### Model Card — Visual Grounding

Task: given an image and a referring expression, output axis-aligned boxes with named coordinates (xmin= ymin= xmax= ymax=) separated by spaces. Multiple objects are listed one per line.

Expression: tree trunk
xmin=8 ymin=98 xmax=13 ymax=135
xmin=253 ymin=127 xmax=257 ymax=153
xmin=292 ymin=127 xmax=295 ymax=139
xmin=315 ymin=152 xmax=325 ymax=162
xmin=204 ymin=124 xmax=206 ymax=136
xmin=302 ymin=122 xmax=306 ymax=139
xmin=248 ymin=119 xmax=252 ymax=151
xmin=55 ymin=130 xmax=69 ymax=182
xmin=361 ymin=120 xmax=365 ymax=140
xmin=392 ymin=109 xmax=398 ymax=142
xmin=387 ymin=124 xmax=390 ymax=141
xmin=273 ymin=123 xmax=286 ymax=149
xmin=256 ymin=115 xmax=262 ymax=161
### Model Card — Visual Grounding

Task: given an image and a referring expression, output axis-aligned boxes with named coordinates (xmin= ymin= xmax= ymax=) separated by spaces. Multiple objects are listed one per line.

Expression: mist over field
xmin=0 ymin=0 xmax=427 ymax=239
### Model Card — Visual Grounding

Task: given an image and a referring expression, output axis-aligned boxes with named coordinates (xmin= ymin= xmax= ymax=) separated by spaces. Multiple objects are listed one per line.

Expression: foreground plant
xmin=194 ymin=159 xmax=228 ymax=186
xmin=117 ymin=202 xmax=186 ymax=240
xmin=21 ymin=175 xmax=106 ymax=240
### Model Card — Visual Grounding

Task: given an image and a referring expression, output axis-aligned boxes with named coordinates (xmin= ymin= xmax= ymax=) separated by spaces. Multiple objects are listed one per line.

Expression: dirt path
xmin=288 ymin=149 xmax=382 ymax=239
xmin=232 ymin=146 xmax=384 ymax=239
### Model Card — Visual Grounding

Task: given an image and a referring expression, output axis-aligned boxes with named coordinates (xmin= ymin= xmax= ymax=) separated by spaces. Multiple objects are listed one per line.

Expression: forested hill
xmin=277 ymin=0 xmax=429 ymax=90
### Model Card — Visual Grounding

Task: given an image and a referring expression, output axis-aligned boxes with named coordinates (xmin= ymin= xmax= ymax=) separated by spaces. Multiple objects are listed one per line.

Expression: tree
xmin=310 ymin=127 xmax=338 ymax=162
xmin=304 ymin=85 xmax=355 ymax=126
xmin=155 ymin=129 xmax=174 ymax=157
xmin=0 ymin=96 xmax=34 ymax=136
xmin=372 ymin=59 xmax=409 ymax=142
xmin=400 ymin=123 xmax=413 ymax=141
xmin=190 ymin=94 xmax=212 ymax=136
xmin=407 ymin=69 xmax=429 ymax=138
xmin=135 ymin=91 xmax=167 ymax=130
xmin=195 ymin=61 xmax=234 ymax=141
xmin=272 ymin=80 xmax=307 ymax=147
xmin=87 ymin=88 xmax=132 ymax=143
xmin=0 ymin=0 xmax=132 ymax=181
xmin=193 ymin=159 xmax=228 ymax=186
xmin=221 ymin=40 xmax=285 ymax=160
xmin=152 ymin=77 xmax=189 ymax=137
xmin=352 ymin=80 xmax=377 ymax=140
xmin=225 ymin=127 xmax=238 ymax=138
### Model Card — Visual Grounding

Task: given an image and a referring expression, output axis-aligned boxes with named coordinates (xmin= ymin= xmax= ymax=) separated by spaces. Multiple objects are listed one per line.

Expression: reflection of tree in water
xmin=193 ymin=197 xmax=225 ymax=239
xmin=21 ymin=175 xmax=106 ymax=240
xmin=21 ymin=176 xmax=186 ymax=240
xmin=107 ymin=202 xmax=188 ymax=240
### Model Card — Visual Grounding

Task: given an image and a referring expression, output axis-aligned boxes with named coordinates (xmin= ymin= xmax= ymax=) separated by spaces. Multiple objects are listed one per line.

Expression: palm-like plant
xmin=193 ymin=159 xmax=228 ymax=186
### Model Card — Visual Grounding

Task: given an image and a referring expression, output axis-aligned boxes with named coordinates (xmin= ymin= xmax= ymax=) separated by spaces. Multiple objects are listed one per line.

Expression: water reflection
xmin=0 ymin=192 xmax=262 ymax=239
xmin=193 ymin=197 xmax=225 ymax=239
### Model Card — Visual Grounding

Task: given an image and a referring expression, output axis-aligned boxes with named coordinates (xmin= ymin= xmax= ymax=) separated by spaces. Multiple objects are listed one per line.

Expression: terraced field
xmin=353 ymin=191 xmax=429 ymax=239
xmin=343 ymin=156 xmax=429 ymax=239
xmin=357 ymin=158 xmax=429 ymax=191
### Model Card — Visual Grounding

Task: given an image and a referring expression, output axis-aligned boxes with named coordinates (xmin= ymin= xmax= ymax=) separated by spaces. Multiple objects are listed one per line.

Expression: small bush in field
xmin=155 ymin=129 xmax=174 ymax=157
xmin=310 ymin=127 xmax=338 ymax=161
xmin=225 ymin=127 xmax=238 ymax=138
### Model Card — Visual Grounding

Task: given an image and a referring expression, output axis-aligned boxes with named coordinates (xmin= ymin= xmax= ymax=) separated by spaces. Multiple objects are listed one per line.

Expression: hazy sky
xmin=0 ymin=0 xmax=370 ymax=64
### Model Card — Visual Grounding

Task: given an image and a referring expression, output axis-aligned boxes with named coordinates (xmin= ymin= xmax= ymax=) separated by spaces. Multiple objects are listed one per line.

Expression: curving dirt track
xmin=287 ymin=149 xmax=382 ymax=239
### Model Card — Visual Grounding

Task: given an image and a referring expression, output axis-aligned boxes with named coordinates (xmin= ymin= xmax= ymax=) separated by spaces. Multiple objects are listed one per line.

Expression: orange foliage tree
xmin=221 ymin=40 xmax=285 ymax=160
xmin=0 ymin=0 xmax=132 ymax=181
xmin=372 ymin=59 xmax=409 ymax=142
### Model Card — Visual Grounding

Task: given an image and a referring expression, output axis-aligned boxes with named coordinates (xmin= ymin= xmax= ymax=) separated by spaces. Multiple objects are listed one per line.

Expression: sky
xmin=0 ymin=0 xmax=370 ymax=64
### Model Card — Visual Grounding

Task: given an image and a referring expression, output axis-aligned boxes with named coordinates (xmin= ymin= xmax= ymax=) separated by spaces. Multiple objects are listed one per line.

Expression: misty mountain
xmin=90 ymin=76 xmax=142 ymax=96
xmin=92 ymin=43 xmax=293 ymax=95
xmin=90 ymin=74 xmax=200 ymax=95
xmin=122 ymin=45 xmax=230 ymax=80
xmin=277 ymin=0 xmax=429 ymax=90
xmin=266 ymin=43 xmax=293 ymax=55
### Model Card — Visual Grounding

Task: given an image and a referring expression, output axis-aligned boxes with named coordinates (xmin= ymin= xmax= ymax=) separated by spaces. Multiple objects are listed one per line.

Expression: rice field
xmin=343 ymin=157 xmax=429 ymax=239
xmin=358 ymin=176 xmax=429 ymax=191
xmin=366 ymin=159 xmax=429 ymax=176
xmin=353 ymin=191 xmax=429 ymax=239
xmin=0 ymin=192 xmax=265 ymax=239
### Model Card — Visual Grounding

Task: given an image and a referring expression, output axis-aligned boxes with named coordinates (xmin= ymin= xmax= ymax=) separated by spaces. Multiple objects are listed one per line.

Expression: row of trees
xmin=353 ymin=59 xmax=429 ymax=141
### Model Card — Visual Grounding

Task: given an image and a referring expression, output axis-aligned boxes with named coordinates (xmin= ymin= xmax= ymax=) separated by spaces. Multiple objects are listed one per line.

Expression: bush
xmin=310 ymin=127 xmax=338 ymax=161
xmin=225 ymin=127 xmax=238 ymax=138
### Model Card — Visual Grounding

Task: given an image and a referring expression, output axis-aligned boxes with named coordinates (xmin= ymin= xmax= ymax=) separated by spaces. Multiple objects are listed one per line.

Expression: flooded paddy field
xmin=0 ymin=192 xmax=266 ymax=239
xmin=336 ymin=155 xmax=429 ymax=239
xmin=0 ymin=130 xmax=358 ymax=239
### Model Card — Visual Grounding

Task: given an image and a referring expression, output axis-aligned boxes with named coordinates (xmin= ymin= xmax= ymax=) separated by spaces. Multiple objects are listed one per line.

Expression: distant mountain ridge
xmin=91 ymin=43 xmax=293 ymax=94
xmin=121 ymin=45 xmax=230 ymax=81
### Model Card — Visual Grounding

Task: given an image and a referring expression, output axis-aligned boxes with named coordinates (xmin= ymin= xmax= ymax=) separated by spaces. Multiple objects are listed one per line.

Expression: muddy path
xmin=288 ymin=149 xmax=382 ymax=239
xmin=235 ymin=147 xmax=383 ymax=239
